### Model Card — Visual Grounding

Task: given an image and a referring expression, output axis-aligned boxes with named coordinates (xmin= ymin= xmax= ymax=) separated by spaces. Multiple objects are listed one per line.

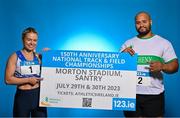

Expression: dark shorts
xmin=124 ymin=92 xmax=165 ymax=117
xmin=13 ymin=87 xmax=47 ymax=117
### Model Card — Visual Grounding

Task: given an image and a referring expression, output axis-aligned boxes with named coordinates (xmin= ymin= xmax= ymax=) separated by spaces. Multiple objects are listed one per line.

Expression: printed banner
xmin=39 ymin=50 xmax=137 ymax=111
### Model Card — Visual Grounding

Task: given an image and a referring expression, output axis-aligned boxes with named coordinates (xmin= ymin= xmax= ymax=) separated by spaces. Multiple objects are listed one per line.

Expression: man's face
xmin=135 ymin=13 xmax=152 ymax=35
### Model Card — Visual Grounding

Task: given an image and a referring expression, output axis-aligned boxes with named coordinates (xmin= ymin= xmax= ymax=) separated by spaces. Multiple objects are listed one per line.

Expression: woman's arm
xmin=5 ymin=53 xmax=39 ymax=85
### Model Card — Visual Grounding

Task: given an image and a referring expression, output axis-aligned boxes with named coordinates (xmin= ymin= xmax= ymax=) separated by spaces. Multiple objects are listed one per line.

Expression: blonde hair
xmin=22 ymin=27 xmax=38 ymax=40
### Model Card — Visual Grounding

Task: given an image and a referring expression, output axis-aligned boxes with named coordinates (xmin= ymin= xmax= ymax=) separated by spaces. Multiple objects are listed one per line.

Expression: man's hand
xmin=148 ymin=61 xmax=164 ymax=72
xmin=42 ymin=48 xmax=51 ymax=51
xmin=122 ymin=47 xmax=135 ymax=56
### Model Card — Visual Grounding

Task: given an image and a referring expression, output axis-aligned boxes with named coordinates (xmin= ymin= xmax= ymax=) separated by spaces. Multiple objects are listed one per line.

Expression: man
xmin=121 ymin=11 xmax=179 ymax=117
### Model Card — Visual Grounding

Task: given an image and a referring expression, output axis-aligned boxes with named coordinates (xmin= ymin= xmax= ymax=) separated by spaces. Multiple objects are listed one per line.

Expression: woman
xmin=5 ymin=27 xmax=47 ymax=117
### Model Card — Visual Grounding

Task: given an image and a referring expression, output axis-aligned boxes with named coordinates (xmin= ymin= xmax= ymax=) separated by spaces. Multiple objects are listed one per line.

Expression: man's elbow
xmin=174 ymin=63 xmax=179 ymax=73
xmin=170 ymin=61 xmax=179 ymax=74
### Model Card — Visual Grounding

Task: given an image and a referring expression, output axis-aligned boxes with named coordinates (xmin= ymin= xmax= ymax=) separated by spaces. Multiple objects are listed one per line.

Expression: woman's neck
xmin=22 ymin=48 xmax=34 ymax=60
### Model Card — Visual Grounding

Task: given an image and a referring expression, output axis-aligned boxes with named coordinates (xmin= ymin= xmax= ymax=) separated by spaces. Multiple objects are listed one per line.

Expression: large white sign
xmin=39 ymin=50 xmax=137 ymax=111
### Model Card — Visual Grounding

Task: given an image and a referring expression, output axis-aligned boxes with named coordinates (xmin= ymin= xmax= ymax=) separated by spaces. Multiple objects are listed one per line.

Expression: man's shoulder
xmin=125 ymin=36 xmax=138 ymax=43
xmin=129 ymin=36 xmax=138 ymax=40
xmin=154 ymin=35 xmax=171 ymax=44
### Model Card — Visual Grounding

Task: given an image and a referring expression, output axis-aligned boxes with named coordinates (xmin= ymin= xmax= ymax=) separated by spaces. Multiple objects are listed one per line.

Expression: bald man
xmin=121 ymin=11 xmax=179 ymax=117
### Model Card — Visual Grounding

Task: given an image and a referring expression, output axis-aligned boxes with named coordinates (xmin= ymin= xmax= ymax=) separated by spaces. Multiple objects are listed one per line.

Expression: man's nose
xmin=140 ymin=23 xmax=144 ymax=27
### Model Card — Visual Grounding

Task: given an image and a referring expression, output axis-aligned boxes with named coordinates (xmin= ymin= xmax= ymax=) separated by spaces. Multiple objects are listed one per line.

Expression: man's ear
xmin=150 ymin=20 xmax=152 ymax=26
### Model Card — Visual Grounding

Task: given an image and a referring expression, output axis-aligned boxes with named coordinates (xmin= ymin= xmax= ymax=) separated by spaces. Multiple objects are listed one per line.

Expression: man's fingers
xmin=129 ymin=49 xmax=135 ymax=55
xmin=123 ymin=48 xmax=135 ymax=56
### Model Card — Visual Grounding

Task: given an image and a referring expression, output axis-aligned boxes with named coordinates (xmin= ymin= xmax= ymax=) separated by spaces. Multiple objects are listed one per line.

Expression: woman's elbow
xmin=5 ymin=79 xmax=10 ymax=85
xmin=4 ymin=77 xmax=13 ymax=85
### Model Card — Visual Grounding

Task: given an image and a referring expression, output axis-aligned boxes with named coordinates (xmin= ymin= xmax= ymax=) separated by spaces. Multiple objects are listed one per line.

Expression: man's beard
xmin=137 ymin=26 xmax=151 ymax=36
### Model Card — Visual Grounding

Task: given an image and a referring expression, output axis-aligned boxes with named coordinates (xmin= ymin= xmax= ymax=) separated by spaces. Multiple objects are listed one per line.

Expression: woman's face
xmin=23 ymin=32 xmax=38 ymax=52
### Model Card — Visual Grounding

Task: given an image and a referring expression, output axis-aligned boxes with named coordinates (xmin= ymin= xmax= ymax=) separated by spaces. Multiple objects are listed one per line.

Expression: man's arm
xmin=121 ymin=47 xmax=135 ymax=56
xmin=149 ymin=59 xmax=179 ymax=74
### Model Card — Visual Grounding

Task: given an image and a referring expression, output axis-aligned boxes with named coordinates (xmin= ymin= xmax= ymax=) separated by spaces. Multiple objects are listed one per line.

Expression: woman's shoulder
xmin=7 ymin=51 xmax=18 ymax=64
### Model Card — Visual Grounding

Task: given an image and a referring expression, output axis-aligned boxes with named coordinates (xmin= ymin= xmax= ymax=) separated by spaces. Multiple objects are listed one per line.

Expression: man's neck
xmin=138 ymin=32 xmax=154 ymax=39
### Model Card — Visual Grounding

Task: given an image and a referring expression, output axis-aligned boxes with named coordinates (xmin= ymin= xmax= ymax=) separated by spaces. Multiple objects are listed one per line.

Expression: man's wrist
xmin=161 ymin=63 xmax=166 ymax=72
